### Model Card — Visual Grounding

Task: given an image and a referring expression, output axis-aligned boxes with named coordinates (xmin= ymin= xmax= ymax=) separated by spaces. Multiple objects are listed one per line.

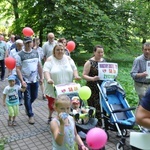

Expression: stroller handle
xmin=112 ymin=107 xmax=136 ymax=113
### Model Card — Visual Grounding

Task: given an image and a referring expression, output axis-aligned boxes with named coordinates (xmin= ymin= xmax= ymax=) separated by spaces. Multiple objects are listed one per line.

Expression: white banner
xmin=55 ymin=83 xmax=81 ymax=95
xmin=98 ymin=63 xmax=118 ymax=80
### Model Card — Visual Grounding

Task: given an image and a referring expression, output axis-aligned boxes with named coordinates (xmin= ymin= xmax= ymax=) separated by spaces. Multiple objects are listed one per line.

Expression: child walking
xmin=50 ymin=94 xmax=89 ymax=150
xmin=2 ymin=75 xmax=26 ymax=126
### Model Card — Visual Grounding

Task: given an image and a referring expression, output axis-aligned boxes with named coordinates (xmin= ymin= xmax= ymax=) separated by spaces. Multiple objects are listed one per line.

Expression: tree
xmin=0 ymin=0 xmax=149 ymax=55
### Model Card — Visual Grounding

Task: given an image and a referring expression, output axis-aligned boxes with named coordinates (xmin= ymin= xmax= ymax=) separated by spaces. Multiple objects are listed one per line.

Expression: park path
xmin=0 ymin=76 xmax=133 ymax=150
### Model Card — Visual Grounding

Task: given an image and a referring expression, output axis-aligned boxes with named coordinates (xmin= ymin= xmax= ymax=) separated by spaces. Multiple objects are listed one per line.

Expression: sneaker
xmin=8 ymin=120 xmax=12 ymax=126
xmin=12 ymin=121 xmax=17 ymax=126
xmin=28 ymin=117 xmax=35 ymax=125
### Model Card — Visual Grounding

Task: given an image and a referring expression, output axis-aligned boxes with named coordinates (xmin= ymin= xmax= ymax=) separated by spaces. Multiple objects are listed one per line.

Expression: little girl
xmin=50 ymin=94 xmax=89 ymax=150
xmin=3 ymin=75 xmax=26 ymax=126
xmin=71 ymin=96 xmax=87 ymax=114
xmin=71 ymin=96 xmax=94 ymax=124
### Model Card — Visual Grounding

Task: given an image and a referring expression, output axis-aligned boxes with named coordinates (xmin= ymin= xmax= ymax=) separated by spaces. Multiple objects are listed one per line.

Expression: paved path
xmin=0 ymin=77 xmax=134 ymax=150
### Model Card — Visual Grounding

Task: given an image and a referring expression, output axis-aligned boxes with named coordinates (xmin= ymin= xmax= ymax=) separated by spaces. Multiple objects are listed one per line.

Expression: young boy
xmin=2 ymin=75 xmax=26 ymax=126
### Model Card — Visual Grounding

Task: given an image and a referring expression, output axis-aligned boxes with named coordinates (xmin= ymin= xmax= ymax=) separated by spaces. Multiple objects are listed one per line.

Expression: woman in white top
xmin=43 ymin=43 xmax=81 ymax=123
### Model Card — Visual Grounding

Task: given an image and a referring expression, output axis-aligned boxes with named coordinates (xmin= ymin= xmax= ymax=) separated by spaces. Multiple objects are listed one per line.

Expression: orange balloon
xmin=66 ymin=41 xmax=76 ymax=52
xmin=22 ymin=27 xmax=34 ymax=36
xmin=5 ymin=57 xmax=16 ymax=70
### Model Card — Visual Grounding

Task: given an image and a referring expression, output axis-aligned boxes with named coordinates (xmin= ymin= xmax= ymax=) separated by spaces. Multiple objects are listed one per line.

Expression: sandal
xmin=47 ymin=117 xmax=52 ymax=124
xmin=12 ymin=121 xmax=17 ymax=126
xmin=8 ymin=120 xmax=12 ymax=126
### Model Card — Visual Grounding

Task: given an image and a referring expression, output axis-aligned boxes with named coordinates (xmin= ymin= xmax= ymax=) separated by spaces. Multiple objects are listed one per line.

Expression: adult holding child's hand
xmin=43 ymin=43 xmax=81 ymax=124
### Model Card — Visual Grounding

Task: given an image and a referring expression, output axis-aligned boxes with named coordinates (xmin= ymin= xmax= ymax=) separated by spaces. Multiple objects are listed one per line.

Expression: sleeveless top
xmin=51 ymin=115 xmax=76 ymax=150
xmin=87 ymin=58 xmax=106 ymax=86
xmin=86 ymin=58 xmax=106 ymax=120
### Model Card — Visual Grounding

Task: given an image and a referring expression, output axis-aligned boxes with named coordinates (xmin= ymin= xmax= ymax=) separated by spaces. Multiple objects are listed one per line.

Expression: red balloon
xmin=5 ymin=57 xmax=16 ymax=70
xmin=66 ymin=41 xmax=76 ymax=52
xmin=22 ymin=27 xmax=34 ymax=36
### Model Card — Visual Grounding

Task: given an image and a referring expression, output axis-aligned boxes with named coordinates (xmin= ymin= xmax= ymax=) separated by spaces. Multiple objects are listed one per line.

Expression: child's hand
xmin=59 ymin=112 xmax=68 ymax=124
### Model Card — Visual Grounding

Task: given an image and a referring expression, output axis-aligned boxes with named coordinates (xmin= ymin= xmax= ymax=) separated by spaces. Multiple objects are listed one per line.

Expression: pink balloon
xmin=5 ymin=57 xmax=16 ymax=70
xmin=22 ymin=27 xmax=34 ymax=36
xmin=66 ymin=41 xmax=76 ymax=52
xmin=86 ymin=127 xmax=107 ymax=149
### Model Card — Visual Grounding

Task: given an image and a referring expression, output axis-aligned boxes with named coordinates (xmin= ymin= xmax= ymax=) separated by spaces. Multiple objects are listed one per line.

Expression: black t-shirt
xmin=140 ymin=88 xmax=150 ymax=111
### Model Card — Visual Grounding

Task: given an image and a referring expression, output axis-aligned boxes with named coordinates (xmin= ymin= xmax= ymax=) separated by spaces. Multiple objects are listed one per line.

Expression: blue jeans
xmin=24 ymin=82 xmax=39 ymax=117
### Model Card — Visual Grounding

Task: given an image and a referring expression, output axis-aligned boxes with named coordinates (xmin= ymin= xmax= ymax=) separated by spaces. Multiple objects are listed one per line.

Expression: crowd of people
xmin=0 ymin=33 xmax=89 ymax=149
xmin=1 ymin=31 xmax=150 ymax=149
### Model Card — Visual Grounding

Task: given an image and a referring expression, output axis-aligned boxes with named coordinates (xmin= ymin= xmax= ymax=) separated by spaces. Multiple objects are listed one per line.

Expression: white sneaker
xmin=28 ymin=117 xmax=35 ymax=125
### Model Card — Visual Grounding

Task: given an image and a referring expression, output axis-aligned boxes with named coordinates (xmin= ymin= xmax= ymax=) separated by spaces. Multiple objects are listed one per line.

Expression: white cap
xmin=16 ymin=39 xmax=23 ymax=44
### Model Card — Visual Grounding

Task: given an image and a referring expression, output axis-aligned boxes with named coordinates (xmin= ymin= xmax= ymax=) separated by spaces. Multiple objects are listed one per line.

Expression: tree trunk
xmin=142 ymin=38 xmax=146 ymax=44
xmin=12 ymin=0 xmax=19 ymax=20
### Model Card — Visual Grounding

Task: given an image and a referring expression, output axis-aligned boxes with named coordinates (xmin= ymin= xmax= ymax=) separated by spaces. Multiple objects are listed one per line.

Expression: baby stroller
xmin=97 ymin=80 xmax=136 ymax=150
xmin=55 ymin=83 xmax=105 ymax=149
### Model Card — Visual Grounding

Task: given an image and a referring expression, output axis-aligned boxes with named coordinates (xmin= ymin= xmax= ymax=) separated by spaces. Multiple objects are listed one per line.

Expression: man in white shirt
xmin=42 ymin=32 xmax=57 ymax=62
xmin=16 ymin=37 xmax=43 ymax=125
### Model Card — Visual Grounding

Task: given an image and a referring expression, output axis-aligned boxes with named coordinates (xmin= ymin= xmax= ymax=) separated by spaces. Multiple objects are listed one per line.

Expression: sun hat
xmin=8 ymin=75 xmax=16 ymax=81
xmin=72 ymin=96 xmax=80 ymax=104
xmin=24 ymin=36 xmax=32 ymax=43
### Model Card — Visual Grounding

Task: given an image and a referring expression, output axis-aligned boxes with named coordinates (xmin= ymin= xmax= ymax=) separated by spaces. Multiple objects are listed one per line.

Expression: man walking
xmin=16 ymin=37 xmax=43 ymax=124
xmin=131 ymin=42 xmax=150 ymax=104
xmin=42 ymin=32 xmax=57 ymax=62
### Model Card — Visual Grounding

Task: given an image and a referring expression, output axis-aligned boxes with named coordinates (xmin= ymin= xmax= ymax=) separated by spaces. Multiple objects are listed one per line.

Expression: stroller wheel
xmin=122 ymin=129 xmax=129 ymax=137
xmin=116 ymin=142 xmax=124 ymax=150
xmin=117 ymin=129 xmax=128 ymax=138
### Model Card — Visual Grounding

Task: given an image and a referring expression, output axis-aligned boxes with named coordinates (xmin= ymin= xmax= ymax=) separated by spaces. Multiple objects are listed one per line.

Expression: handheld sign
xmin=98 ymin=63 xmax=118 ymax=80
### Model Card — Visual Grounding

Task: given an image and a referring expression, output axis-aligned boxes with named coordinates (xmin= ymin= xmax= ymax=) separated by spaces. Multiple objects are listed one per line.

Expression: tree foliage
xmin=0 ymin=0 xmax=149 ymax=55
